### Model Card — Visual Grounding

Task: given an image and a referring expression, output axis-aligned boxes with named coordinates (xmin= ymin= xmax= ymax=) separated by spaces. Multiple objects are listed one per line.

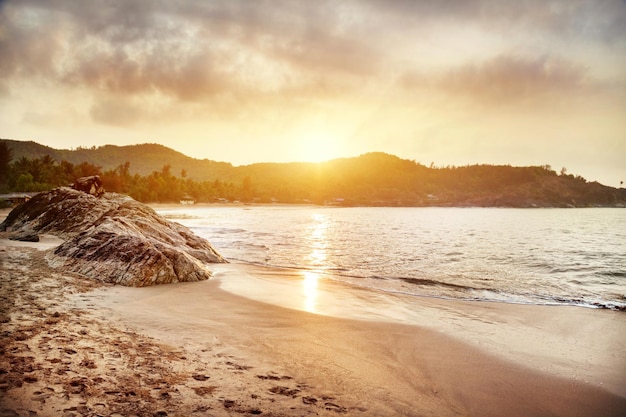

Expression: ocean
xmin=155 ymin=205 xmax=626 ymax=311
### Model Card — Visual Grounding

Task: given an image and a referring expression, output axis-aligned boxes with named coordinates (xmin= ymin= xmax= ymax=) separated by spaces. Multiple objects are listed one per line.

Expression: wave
xmin=532 ymin=294 xmax=626 ymax=311
xmin=548 ymin=266 xmax=600 ymax=274
xmin=602 ymin=271 xmax=626 ymax=278
xmin=210 ymin=227 xmax=247 ymax=234
xmin=397 ymin=277 xmax=480 ymax=291
xmin=383 ymin=286 xmax=626 ymax=311
xmin=225 ymin=258 xmax=626 ymax=312
xmin=161 ymin=214 xmax=200 ymax=220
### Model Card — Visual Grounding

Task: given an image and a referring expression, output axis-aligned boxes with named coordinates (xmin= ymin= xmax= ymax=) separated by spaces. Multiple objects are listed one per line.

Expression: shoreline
xmin=148 ymin=204 xmax=626 ymax=312
xmin=209 ymin=262 xmax=626 ymax=396
xmin=1 ymin=239 xmax=625 ymax=416
xmin=90 ymin=261 xmax=626 ymax=399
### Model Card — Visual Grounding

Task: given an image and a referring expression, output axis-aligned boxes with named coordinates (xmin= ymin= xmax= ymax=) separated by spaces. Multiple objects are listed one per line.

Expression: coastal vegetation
xmin=1 ymin=139 xmax=624 ymax=207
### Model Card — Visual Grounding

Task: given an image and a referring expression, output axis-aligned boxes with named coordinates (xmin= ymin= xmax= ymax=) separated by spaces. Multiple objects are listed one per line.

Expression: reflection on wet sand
xmin=302 ymin=271 xmax=319 ymax=313
xmin=302 ymin=213 xmax=329 ymax=312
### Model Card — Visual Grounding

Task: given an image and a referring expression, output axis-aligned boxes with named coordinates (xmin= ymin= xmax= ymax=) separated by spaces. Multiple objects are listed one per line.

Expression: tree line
xmin=0 ymin=142 xmax=244 ymax=203
xmin=1 ymin=142 xmax=623 ymax=207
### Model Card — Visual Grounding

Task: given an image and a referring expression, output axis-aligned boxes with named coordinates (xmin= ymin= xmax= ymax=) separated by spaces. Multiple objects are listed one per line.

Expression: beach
xmin=1 ymin=222 xmax=626 ymax=416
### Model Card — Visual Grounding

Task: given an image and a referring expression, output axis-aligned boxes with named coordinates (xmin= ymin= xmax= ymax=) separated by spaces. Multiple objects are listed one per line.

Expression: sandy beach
xmin=1 ymin=232 xmax=625 ymax=416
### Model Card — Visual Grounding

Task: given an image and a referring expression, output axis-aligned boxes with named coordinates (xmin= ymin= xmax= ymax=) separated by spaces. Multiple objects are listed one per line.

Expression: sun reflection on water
xmin=307 ymin=213 xmax=328 ymax=260
xmin=302 ymin=213 xmax=330 ymax=312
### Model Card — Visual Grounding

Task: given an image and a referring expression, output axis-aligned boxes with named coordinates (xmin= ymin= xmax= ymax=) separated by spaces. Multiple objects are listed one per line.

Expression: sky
xmin=1 ymin=0 xmax=625 ymax=186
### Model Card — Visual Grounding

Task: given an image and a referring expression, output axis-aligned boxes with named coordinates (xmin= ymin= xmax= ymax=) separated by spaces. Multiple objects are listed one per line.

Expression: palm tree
xmin=0 ymin=142 xmax=13 ymax=184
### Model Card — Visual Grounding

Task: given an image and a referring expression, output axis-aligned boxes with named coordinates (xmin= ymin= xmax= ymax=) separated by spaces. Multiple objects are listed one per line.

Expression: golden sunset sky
xmin=1 ymin=0 xmax=625 ymax=186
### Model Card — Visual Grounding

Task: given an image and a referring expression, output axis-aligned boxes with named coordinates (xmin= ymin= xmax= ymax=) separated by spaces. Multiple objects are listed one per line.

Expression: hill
xmin=1 ymin=139 xmax=234 ymax=181
xmin=1 ymin=138 xmax=625 ymax=207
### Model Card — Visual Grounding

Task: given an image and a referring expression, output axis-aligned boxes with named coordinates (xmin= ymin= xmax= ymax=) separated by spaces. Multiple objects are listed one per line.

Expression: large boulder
xmin=1 ymin=187 xmax=226 ymax=286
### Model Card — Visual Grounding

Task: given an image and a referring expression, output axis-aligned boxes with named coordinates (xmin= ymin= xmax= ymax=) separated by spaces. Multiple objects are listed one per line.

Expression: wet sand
xmin=1 ymin=236 xmax=625 ymax=416
xmin=212 ymin=263 xmax=626 ymax=397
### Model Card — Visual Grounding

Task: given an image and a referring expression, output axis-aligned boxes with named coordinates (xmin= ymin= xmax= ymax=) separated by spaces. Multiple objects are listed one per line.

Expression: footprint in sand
xmin=324 ymin=402 xmax=347 ymax=413
xmin=269 ymin=386 xmax=301 ymax=397
xmin=256 ymin=373 xmax=293 ymax=381
xmin=302 ymin=396 xmax=317 ymax=405
xmin=192 ymin=386 xmax=216 ymax=396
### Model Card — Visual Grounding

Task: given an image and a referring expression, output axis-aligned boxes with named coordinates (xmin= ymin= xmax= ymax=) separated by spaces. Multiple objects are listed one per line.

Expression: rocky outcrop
xmin=72 ymin=175 xmax=105 ymax=197
xmin=0 ymin=187 xmax=226 ymax=286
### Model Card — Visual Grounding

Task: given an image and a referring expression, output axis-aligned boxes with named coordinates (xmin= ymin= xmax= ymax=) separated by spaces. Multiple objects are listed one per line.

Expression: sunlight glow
xmin=302 ymin=271 xmax=320 ymax=313
xmin=295 ymin=132 xmax=342 ymax=163
xmin=309 ymin=248 xmax=326 ymax=265
xmin=2 ymin=1 xmax=625 ymax=186
xmin=301 ymin=213 xmax=330 ymax=312
xmin=307 ymin=213 xmax=329 ymax=266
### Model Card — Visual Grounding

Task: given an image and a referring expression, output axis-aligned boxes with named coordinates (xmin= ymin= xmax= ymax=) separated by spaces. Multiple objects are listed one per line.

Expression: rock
xmin=72 ymin=175 xmax=105 ymax=197
xmin=8 ymin=230 xmax=39 ymax=242
xmin=0 ymin=187 xmax=226 ymax=286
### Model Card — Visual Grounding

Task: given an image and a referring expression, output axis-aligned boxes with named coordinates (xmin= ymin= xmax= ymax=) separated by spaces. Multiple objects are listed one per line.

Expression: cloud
xmin=1 ymin=0 xmax=624 ymax=129
xmin=438 ymin=54 xmax=589 ymax=105
xmin=362 ymin=0 xmax=626 ymax=42
xmin=0 ymin=2 xmax=217 ymax=99
xmin=397 ymin=53 xmax=593 ymax=108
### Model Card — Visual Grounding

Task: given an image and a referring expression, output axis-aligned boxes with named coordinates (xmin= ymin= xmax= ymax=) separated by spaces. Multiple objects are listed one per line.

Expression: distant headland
xmin=1 ymin=138 xmax=625 ymax=208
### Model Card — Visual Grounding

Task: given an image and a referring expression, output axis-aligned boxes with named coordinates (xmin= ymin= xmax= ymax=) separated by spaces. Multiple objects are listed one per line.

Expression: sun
xmin=295 ymin=132 xmax=341 ymax=163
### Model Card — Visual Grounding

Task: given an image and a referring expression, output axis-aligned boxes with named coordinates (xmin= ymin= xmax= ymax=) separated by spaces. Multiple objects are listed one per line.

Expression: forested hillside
xmin=1 ymin=139 xmax=625 ymax=207
xmin=2 ymin=139 xmax=233 ymax=181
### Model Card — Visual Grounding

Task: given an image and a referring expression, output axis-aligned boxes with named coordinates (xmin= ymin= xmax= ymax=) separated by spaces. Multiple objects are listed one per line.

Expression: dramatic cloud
xmin=2 ymin=0 xmax=624 ymax=101
xmin=0 ymin=0 xmax=625 ymax=185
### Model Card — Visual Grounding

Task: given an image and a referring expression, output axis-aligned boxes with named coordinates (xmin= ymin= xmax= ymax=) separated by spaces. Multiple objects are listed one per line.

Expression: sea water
xmin=155 ymin=206 xmax=626 ymax=310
